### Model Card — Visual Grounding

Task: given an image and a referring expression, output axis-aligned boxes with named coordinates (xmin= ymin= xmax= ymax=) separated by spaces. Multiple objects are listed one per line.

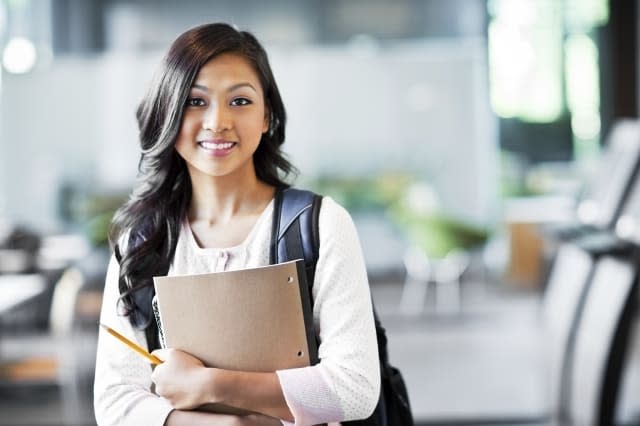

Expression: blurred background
xmin=1 ymin=0 xmax=640 ymax=425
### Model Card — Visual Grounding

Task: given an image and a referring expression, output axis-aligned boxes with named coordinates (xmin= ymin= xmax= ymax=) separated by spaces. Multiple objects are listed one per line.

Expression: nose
xmin=202 ymin=104 xmax=231 ymax=132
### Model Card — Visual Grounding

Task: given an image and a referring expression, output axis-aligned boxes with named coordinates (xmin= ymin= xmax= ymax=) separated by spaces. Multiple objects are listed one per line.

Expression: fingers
xmin=151 ymin=348 xmax=170 ymax=362
xmin=149 ymin=349 xmax=210 ymax=410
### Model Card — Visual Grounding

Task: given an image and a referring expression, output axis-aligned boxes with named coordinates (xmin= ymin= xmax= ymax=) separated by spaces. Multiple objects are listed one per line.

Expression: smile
xmin=198 ymin=141 xmax=237 ymax=150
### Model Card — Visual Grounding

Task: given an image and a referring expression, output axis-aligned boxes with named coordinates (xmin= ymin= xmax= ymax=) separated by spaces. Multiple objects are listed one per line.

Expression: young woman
xmin=94 ymin=23 xmax=379 ymax=426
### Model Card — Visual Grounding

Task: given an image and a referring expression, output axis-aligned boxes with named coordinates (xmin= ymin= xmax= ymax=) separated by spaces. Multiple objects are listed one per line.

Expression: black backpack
xmin=270 ymin=187 xmax=414 ymax=426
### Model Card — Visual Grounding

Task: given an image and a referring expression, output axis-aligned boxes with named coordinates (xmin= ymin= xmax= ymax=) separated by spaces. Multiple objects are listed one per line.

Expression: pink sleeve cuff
xmin=276 ymin=366 xmax=344 ymax=425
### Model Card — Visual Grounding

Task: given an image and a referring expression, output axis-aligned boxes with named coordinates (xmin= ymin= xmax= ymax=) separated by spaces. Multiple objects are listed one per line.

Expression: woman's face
xmin=175 ymin=53 xmax=269 ymax=181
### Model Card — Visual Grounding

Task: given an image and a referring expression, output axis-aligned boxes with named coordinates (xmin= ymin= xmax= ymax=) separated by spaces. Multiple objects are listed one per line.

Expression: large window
xmin=488 ymin=0 xmax=610 ymax=167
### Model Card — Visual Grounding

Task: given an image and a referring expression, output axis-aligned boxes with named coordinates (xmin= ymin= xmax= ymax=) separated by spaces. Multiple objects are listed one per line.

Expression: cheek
xmin=245 ymin=110 xmax=269 ymax=135
xmin=176 ymin=116 xmax=199 ymax=142
xmin=174 ymin=138 xmax=188 ymax=162
xmin=175 ymin=123 xmax=194 ymax=155
xmin=180 ymin=114 xmax=200 ymax=134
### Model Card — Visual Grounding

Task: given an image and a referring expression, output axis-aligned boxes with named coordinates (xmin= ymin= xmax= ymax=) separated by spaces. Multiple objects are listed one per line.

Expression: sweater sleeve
xmin=93 ymin=255 xmax=174 ymax=426
xmin=276 ymin=197 xmax=380 ymax=425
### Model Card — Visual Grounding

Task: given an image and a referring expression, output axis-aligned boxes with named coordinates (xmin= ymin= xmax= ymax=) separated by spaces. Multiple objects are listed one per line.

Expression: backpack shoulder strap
xmin=270 ymin=187 xmax=323 ymax=287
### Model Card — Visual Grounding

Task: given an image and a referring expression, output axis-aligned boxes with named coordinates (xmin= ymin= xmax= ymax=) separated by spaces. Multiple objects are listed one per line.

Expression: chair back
xmin=577 ymin=119 xmax=640 ymax=229
xmin=567 ymin=254 xmax=638 ymax=425
xmin=49 ymin=267 xmax=84 ymax=336
xmin=614 ymin=137 xmax=640 ymax=245
xmin=541 ymin=243 xmax=595 ymax=415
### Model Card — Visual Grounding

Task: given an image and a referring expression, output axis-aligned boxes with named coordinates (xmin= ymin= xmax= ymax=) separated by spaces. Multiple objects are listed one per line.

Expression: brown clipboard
xmin=153 ymin=259 xmax=318 ymax=415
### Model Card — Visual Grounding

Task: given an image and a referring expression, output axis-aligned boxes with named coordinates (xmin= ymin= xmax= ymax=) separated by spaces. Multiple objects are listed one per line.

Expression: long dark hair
xmin=109 ymin=23 xmax=295 ymax=347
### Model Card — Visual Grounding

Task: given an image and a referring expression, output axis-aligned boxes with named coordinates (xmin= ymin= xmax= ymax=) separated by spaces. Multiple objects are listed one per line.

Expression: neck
xmin=188 ymin=168 xmax=274 ymax=224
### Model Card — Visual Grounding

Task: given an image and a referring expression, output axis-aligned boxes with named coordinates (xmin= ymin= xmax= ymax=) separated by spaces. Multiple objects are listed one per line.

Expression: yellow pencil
xmin=99 ymin=323 xmax=163 ymax=365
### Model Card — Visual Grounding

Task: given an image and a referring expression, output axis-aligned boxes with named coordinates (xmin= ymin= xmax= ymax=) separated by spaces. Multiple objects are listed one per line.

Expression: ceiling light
xmin=3 ymin=37 xmax=37 ymax=74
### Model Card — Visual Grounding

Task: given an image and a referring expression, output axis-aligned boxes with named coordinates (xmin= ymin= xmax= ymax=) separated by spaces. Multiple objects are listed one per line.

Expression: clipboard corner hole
xmin=287 ymin=276 xmax=294 ymax=284
xmin=297 ymin=350 xmax=304 ymax=357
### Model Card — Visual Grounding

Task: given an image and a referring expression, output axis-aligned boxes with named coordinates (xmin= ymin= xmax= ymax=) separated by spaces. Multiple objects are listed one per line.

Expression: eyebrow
xmin=191 ymin=82 xmax=258 ymax=93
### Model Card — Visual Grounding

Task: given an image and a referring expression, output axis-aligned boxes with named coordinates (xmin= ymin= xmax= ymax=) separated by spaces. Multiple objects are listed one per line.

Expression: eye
xmin=230 ymin=97 xmax=252 ymax=106
xmin=186 ymin=97 xmax=206 ymax=107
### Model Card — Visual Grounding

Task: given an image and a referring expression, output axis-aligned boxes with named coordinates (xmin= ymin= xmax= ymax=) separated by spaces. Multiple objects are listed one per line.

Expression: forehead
xmin=193 ymin=53 xmax=262 ymax=90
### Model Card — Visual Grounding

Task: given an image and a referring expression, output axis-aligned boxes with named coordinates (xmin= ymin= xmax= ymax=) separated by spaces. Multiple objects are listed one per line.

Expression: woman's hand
xmin=152 ymin=349 xmax=293 ymax=421
xmin=151 ymin=348 xmax=214 ymax=410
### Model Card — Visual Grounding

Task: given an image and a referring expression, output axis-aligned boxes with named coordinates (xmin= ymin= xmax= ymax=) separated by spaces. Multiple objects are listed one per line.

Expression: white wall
xmin=2 ymin=58 xmax=104 ymax=231
xmin=0 ymin=39 xmax=498 ymax=231
xmin=273 ymin=39 xmax=498 ymax=225
xmin=0 ymin=53 xmax=161 ymax=231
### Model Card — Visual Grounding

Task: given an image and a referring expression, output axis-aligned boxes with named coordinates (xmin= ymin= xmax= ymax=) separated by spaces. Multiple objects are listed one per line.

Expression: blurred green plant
xmin=387 ymin=181 xmax=490 ymax=258
xmin=388 ymin=206 xmax=489 ymax=258
xmin=308 ymin=172 xmax=415 ymax=211
xmin=68 ymin=191 xmax=126 ymax=247
xmin=307 ymin=174 xmax=490 ymax=259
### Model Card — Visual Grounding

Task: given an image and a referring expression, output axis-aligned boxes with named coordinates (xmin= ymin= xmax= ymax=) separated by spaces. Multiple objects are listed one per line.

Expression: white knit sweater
xmin=93 ymin=196 xmax=380 ymax=426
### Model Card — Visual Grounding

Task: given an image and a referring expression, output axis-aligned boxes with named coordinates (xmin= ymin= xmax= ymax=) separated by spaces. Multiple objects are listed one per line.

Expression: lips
xmin=197 ymin=138 xmax=237 ymax=156
xmin=199 ymin=141 xmax=236 ymax=150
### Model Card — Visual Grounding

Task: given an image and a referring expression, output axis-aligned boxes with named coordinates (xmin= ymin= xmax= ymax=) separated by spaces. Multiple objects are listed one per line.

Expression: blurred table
xmin=504 ymin=196 xmax=574 ymax=289
xmin=0 ymin=274 xmax=47 ymax=360
xmin=0 ymin=274 xmax=46 ymax=315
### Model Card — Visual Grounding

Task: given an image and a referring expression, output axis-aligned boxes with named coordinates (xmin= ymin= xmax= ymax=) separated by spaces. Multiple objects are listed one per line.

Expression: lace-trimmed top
xmin=94 ymin=196 xmax=380 ymax=426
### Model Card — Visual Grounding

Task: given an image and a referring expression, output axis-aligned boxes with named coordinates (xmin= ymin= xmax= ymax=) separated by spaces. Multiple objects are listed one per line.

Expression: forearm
xmin=207 ymin=369 xmax=293 ymax=422
xmin=166 ymin=410 xmax=283 ymax=426
xmin=164 ymin=409 xmax=238 ymax=426
xmin=151 ymin=349 xmax=292 ymax=421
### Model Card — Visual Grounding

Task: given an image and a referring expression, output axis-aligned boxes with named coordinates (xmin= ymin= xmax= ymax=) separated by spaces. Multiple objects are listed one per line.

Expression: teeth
xmin=199 ymin=142 xmax=235 ymax=150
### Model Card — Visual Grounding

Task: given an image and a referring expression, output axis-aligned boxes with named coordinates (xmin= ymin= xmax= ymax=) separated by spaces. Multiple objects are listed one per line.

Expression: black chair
xmin=412 ymin=240 xmax=639 ymax=426
xmin=545 ymin=119 xmax=640 ymax=242
xmin=613 ymin=155 xmax=640 ymax=245
xmin=542 ymin=156 xmax=640 ymax=422
xmin=540 ymin=243 xmax=598 ymax=418
xmin=563 ymin=252 xmax=639 ymax=425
